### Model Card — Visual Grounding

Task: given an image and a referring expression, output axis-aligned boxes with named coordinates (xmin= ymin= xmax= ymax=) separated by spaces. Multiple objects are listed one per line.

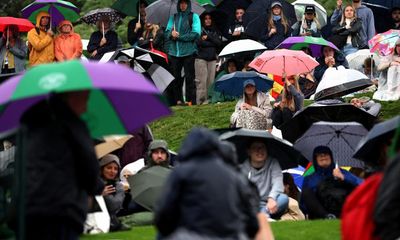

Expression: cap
xmin=243 ymin=79 xmax=256 ymax=87
xmin=99 ymin=154 xmax=121 ymax=168
xmin=271 ymin=1 xmax=282 ymax=8
xmin=117 ymin=55 xmax=130 ymax=63
xmin=305 ymin=5 xmax=315 ymax=13
xmin=149 ymin=139 xmax=168 ymax=152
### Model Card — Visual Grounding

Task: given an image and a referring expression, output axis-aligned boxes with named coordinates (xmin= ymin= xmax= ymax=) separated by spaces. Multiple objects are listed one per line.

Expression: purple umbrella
xmin=276 ymin=36 xmax=339 ymax=57
xmin=0 ymin=60 xmax=171 ymax=138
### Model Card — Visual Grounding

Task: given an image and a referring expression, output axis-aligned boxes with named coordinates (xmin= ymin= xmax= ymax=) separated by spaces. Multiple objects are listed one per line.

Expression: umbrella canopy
xmin=0 ymin=17 xmax=35 ymax=32
xmin=363 ymin=0 xmax=400 ymax=10
xmin=81 ymin=8 xmax=124 ymax=25
xmin=368 ymin=29 xmax=400 ymax=56
xmin=276 ymin=36 xmax=338 ymax=58
xmin=244 ymin=0 xmax=296 ymax=40
xmin=21 ymin=0 xmax=80 ymax=27
xmin=249 ymin=49 xmax=319 ymax=77
xmin=282 ymin=165 xmax=305 ymax=190
xmin=292 ymin=0 xmax=327 ymax=28
xmin=111 ymin=0 xmax=157 ymax=17
xmin=100 ymin=47 xmax=173 ymax=93
xmin=219 ymin=128 xmax=302 ymax=170
xmin=294 ymin=121 xmax=368 ymax=168
xmin=215 ymin=71 xmax=273 ymax=97
xmin=280 ymin=103 xmax=377 ymax=143
xmin=95 ymin=135 xmax=133 ymax=159
xmin=353 ymin=116 xmax=400 ymax=162
xmin=213 ymin=0 xmax=251 ymax=37
xmin=346 ymin=49 xmax=381 ymax=71
xmin=314 ymin=66 xmax=372 ymax=101
xmin=0 ymin=60 xmax=171 ymax=138
xmin=145 ymin=0 xmax=205 ymax=27
xmin=218 ymin=39 xmax=267 ymax=57
xmin=128 ymin=165 xmax=171 ymax=211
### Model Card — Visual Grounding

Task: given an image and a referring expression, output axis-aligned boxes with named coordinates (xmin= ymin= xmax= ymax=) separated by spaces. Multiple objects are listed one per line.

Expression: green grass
xmin=81 ymin=220 xmax=340 ymax=239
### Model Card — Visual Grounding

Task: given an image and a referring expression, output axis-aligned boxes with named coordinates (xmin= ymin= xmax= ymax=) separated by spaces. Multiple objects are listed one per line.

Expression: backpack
xmin=341 ymin=173 xmax=383 ymax=240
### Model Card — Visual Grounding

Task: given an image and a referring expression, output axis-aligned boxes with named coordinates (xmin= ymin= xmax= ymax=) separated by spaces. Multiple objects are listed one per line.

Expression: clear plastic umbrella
xmin=292 ymin=0 xmax=327 ymax=27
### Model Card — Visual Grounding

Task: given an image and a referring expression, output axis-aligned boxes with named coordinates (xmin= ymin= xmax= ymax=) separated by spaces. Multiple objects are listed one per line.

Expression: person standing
xmin=127 ymin=1 xmax=148 ymax=46
xmin=291 ymin=5 xmax=321 ymax=37
xmin=227 ymin=7 xmax=246 ymax=41
xmin=261 ymin=1 xmax=291 ymax=50
xmin=195 ymin=13 xmax=222 ymax=105
xmin=0 ymin=25 xmax=27 ymax=74
xmin=27 ymin=11 xmax=54 ymax=66
xmin=87 ymin=16 xmax=119 ymax=60
xmin=165 ymin=0 xmax=201 ymax=106
xmin=54 ymin=20 xmax=82 ymax=61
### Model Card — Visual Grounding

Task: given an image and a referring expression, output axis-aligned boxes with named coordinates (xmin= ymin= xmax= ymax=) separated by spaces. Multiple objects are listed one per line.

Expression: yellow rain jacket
xmin=27 ymin=11 xmax=55 ymax=66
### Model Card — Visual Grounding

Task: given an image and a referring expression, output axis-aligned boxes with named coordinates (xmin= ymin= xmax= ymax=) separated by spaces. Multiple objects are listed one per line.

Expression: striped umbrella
xmin=22 ymin=0 xmax=80 ymax=27
xmin=0 ymin=60 xmax=171 ymax=138
xmin=277 ymin=36 xmax=339 ymax=58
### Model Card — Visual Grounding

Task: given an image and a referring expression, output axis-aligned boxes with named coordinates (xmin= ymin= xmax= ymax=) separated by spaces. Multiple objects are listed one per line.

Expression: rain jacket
xmin=54 ymin=20 xmax=82 ymax=61
xmin=196 ymin=25 xmax=223 ymax=61
xmin=260 ymin=17 xmax=292 ymax=50
xmin=332 ymin=18 xmax=364 ymax=49
xmin=17 ymin=95 xmax=101 ymax=233
xmin=0 ymin=38 xmax=27 ymax=73
xmin=155 ymin=128 xmax=258 ymax=239
xmin=27 ymin=11 xmax=55 ymax=65
xmin=165 ymin=0 xmax=201 ymax=57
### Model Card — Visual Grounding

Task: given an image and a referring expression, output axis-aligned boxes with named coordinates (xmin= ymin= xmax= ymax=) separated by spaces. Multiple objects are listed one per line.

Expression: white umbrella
xmin=292 ymin=0 xmax=327 ymax=27
xmin=218 ymin=39 xmax=267 ymax=57
xmin=315 ymin=66 xmax=372 ymax=100
xmin=346 ymin=49 xmax=381 ymax=76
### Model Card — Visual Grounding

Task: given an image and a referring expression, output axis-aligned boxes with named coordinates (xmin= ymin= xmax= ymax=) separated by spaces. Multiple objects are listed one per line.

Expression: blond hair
xmin=340 ymin=5 xmax=357 ymax=25
xmin=267 ymin=8 xmax=290 ymax=34
xmin=282 ymin=76 xmax=301 ymax=111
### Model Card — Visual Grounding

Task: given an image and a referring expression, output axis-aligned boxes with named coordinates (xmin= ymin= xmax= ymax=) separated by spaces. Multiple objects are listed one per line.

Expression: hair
xmin=235 ymin=6 xmax=246 ymax=13
xmin=2 ymin=25 xmax=20 ymax=41
xmin=340 ymin=5 xmax=357 ymax=25
xmin=244 ymin=85 xmax=257 ymax=106
xmin=301 ymin=14 xmax=321 ymax=30
xmin=142 ymin=23 xmax=160 ymax=39
xmin=96 ymin=15 xmax=111 ymax=30
xmin=363 ymin=57 xmax=375 ymax=68
xmin=283 ymin=172 xmax=299 ymax=200
xmin=267 ymin=5 xmax=290 ymax=34
xmin=281 ymin=75 xmax=301 ymax=111
xmin=136 ymin=0 xmax=148 ymax=12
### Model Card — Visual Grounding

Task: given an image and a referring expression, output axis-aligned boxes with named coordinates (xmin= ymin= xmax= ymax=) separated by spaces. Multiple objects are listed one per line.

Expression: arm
xmin=73 ymin=34 xmax=83 ymax=59
xmin=165 ymin=16 xmax=174 ymax=40
xmin=127 ymin=19 xmax=141 ymax=46
xmin=9 ymin=39 xmax=27 ymax=59
xmin=363 ymin=101 xmax=381 ymax=116
xmin=268 ymin=160 xmax=284 ymax=200
xmin=103 ymin=182 xmax=125 ymax=214
xmin=330 ymin=8 xmax=342 ymax=25
xmin=366 ymin=9 xmax=376 ymax=42
xmin=54 ymin=38 xmax=65 ymax=61
xmin=340 ymin=20 xmax=362 ymax=35
xmin=27 ymin=30 xmax=52 ymax=51
xmin=86 ymin=32 xmax=99 ymax=53
xmin=251 ymin=92 xmax=272 ymax=117
xmin=96 ymin=32 xmax=118 ymax=55
xmin=178 ymin=14 xmax=201 ymax=42
xmin=206 ymin=31 xmax=222 ymax=47
xmin=342 ymin=170 xmax=363 ymax=186
xmin=288 ymin=85 xmax=304 ymax=111
xmin=230 ymin=99 xmax=243 ymax=125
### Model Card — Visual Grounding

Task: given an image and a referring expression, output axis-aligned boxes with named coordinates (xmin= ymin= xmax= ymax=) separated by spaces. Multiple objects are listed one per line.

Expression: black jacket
xmin=87 ymin=30 xmax=119 ymax=60
xmin=261 ymin=19 xmax=291 ymax=50
xmin=228 ymin=20 xmax=246 ymax=41
xmin=19 ymin=96 xmax=101 ymax=232
xmin=331 ymin=18 xmax=364 ymax=49
xmin=155 ymin=128 xmax=259 ymax=238
xmin=314 ymin=53 xmax=349 ymax=82
xmin=196 ymin=26 xmax=223 ymax=61
xmin=374 ymin=153 xmax=400 ymax=240
xmin=127 ymin=18 xmax=145 ymax=46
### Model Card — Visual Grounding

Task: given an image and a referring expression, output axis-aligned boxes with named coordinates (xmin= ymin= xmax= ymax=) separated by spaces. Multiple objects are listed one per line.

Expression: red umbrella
xmin=0 ymin=17 xmax=35 ymax=32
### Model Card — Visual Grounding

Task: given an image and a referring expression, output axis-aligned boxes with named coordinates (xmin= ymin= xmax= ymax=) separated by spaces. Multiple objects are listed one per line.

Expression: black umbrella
xmin=353 ymin=116 xmax=400 ymax=162
xmin=0 ymin=72 xmax=18 ymax=84
xmin=220 ymin=128 xmax=301 ymax=170
xmin=363 ymin=2 xmax=394 ymax=34
xmin=244 ymin=0 xmax=296 ymax=41
xmin=280 ymin=103 xmax=377 ymax=143
xmin=363 ymin=0 xmax=400 ymax=10
xmin=215 ymin=0 xmax=252 ymax=38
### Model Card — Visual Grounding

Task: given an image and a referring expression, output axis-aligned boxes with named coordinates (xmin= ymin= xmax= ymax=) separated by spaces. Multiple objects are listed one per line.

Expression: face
xmin=305 ymin=12 xmax=314 ymax=20
xmin=227 ymin=62 xmax=237 ymax=73
xmin=204 ymin=15 xmax=212 ymax=27
xmin=102 ymin=162 xmax=119 ymax=180
xmin=272 ymin=6 xmax=282 ymax=15
xmin=315 ymin=153 xmax=332 ymax=168
xmin=151 ymin=148 xmax=168 ymax=164
xmin=392 ymin=9 xmax=400 ymax=22
xmin=99 ymin=20 xmax=110 ymax=32
xmin=350 ymin=98 xmax=362 ymax=108
xmin=248 ymin=141 xmax=268 ymax=164
xmin=323 ymin=47 xmax=334 ymax=57
xmin=140 ymin=10 xmax=147 ymax=23
xmin=61 ymin=24 xmax=72 ymax=33
xmin=179 ymin=1 xmax=188 ymax=12
xmin=40 ymin=16 xmax=50 ymax=26
xmin=244 ymin=84 xmax=256 ymax=95
xmin=286 ymin=76 xmax=296 ymax=85
xmin=235 ymin=9 xmax=245 ymax=21
xmin=344 ymin=6 xmax=355 ymax=19
xmin=64 ymin=90 xmax=90 ymax=116
xmin=352 ymin=0 xmax=361 ymax=3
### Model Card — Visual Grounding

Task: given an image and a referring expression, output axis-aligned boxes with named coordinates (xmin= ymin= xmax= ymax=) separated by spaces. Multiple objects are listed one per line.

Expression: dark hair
xmin=283 ymin=172 xmax=299 ymax=200
xmin=136 ymin=0 xmax=148 ymax=12
xmin=235 ymin=6 xmax=246 ymax=12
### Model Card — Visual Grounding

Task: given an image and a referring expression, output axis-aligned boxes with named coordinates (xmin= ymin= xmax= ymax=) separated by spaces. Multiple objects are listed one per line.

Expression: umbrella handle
xmin=6 ymin=27 xmax=9 ymax=47
xmin=102 ymin=22 xmax=105 ymax=39
xmin=138 ymin=0 xmax=141 ymax=22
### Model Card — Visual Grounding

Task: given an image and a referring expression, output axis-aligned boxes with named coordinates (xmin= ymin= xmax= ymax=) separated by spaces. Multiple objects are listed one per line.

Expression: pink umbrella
xmin=249 ymin=49 xmax=319 ymax=77
xmin=368 ymin=29 xmax=400 ymax=56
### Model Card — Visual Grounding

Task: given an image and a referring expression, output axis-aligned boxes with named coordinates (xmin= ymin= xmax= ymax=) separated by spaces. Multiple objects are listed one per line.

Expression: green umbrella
xmin=128 ymin=166 xmax=171 ymax=211
xmin=111 ymin=0 xmax=156 ymax=17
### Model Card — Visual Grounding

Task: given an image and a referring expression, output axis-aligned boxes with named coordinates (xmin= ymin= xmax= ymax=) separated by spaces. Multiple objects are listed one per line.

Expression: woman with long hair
xmin=230 ymin=79 xmax=273 ymax=130
xmin=0 ymin=24 xmax=27 ymax=74
xmin=260 ymin=1 xmax=291 ymax=50
xmin=331 ymin=5 xmax=364 ymax=56
xmin=292 ymin=5 xmax=321 ymax=37
xmin=137 ymin=21 xmax=164 ymax=50
xmin=271 ymin=75 xmax=304 ymax=129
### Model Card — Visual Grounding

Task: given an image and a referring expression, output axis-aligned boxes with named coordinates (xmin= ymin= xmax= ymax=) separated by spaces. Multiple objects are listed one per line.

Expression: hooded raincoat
xmin=54 ymin=20 xmax=82 ymax=61
xmin=27 ymin=11 xmax=55 ymax=65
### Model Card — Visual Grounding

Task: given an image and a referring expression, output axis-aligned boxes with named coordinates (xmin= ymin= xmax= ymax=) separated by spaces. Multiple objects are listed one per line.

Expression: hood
xmin=178 ymin=127 xmax=221 ymax=162
xmin=219 ymin=141 xmax=239 ymax=168
xmin=146 ymin=140 xmax=171 ymax=167
xmin=176 ymin=0 xmax=192 ymax=14
xmin=57 ymin=20 xmax=74 ymax=33
xmin=312 ymin=146 xmax=335 ymax=174
xmin=99 ymin=154 xmax=121 ymax=169
xmin=35 ymin=11 xmax=51 ymax=28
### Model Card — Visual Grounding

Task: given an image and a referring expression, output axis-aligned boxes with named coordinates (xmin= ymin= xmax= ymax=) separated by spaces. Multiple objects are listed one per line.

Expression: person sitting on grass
xmin=350 ymin=96 xmax=381 ymax=117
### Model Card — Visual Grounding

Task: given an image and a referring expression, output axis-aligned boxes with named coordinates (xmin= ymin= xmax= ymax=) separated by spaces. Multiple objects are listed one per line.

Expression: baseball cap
xmin=271 ymin=1 xmax=282 ymax=8
xmin=305 ymin=5 xmax=315 ymax=14
xmin=243 ymin=79 xmax=256 ymax=87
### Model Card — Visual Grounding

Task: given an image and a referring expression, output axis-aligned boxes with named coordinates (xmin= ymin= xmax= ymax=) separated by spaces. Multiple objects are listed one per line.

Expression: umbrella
xmin=249 ymin=49 xmax=319 ymax=77
xmin=282 ymin=165 xmax=305 ymax=190
xmin=314 ymin=66 xmax=373 ymax=101
xmin=95 ymin=135 xmax=133 ymax=159
xmin=363 ymin=0 xmax=400 ymax=10
xmin=280 ymin=103 xmax=377 ymax=143
xmin=219 ymin=128 xmax=302 ymax=170
xmin=292 ymin=0 xmax=327 ymax=28
xmin=0 ymin=17 xmax=35 ymax=32
xmin=120 ymin=158 xmax=145 ymax=183
xmin=81 ymin=8 xmax=124 ymax=25
xmin=99 ymin=47 xmax=173 ymax=93
xmin=21 ymin=0 xmax=80 ymax=27
xmin=214 ymin=0 xmax=251 ymax=37
xmin=294 ymin=121 xmax=368 ymax=168
xmin=244 ymin=0 xmax=296 ymax=40
xmin=362 ymin=2 xmax=393 ymax=34
xmin=346 ymin=49 xmax=381 ymax=72
xmin=128 ymin=165 xmax=171 ymax=211
xmin=276 ymin=36 xmax=338 ymax=58
xmin=368 ymin=29 xmax=400 ymax=56
xmin=145 ymin=0 xmax=205 ymax=27
xmin=0 ymin=60 xmax=171 ymax=138
xmin=353 ymin=116 xmax=400 ymax=162
xmin=111 ymin=0 xmax=157 ymax=17
xmin=215 ymin=71 xmax=274 ymax=96
xmin=218 ymin=39 xmax=267 ymax=57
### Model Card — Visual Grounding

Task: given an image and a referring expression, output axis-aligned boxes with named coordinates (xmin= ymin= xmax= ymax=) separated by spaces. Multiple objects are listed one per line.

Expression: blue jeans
xmin=342 ymin=43 xmax=358 ymax=56
xmin=259 ymin=193 xmax=289 ymax=219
